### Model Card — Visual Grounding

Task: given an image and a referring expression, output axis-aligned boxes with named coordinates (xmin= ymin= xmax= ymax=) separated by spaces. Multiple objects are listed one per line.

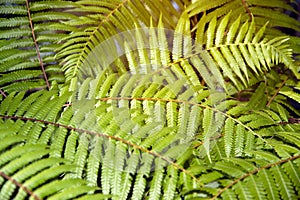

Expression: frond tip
xmin=195 ymin=12 xmax=298 ymax=90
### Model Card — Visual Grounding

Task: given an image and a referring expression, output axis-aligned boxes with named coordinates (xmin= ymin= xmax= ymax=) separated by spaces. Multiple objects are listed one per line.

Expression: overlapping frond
xmin=0 ymin=69 xmax=205 ymax=198
xmin=56 ymin=0 xmax=185 ymax=81
xmin=0 ymin=133 xmax=110 ymax=199
xmin=1 ymin=54 xmax=299 ymax=199
xmin=187 ymin=0 xmax=300 ymax=34
xmin=0 ymin=0 xmax=77 ymax=93
xmin=0 ymin=0 xmax=299 ymax=199
xmin=212 ymin=156 xmax=300 ymax=200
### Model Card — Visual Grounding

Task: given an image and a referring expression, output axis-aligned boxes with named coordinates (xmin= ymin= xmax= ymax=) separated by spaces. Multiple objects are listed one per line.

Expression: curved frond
xmin=195 ymin=13 xmax=298 ymax=91
xmin=56 ymin=0 xmax=185 ymax=81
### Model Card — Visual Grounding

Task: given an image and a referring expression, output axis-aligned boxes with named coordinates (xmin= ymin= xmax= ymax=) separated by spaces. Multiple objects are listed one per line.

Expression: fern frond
xmin=194 ymin=13 xmax=298 ymax=90
xmin=212 ymin=155 xmax=300 ymax=199
xmin=187 ymin=0 xmax=300 ymax=33
xmin=56 ymin=0 xmax=184 ymax=81
xmin=0 ymin=0 xmax=77 ymax=93
xmin=0 ymin=60 xmax=213 ymax=199
xmin=0 ymin=133 xmax=101 ymax=200
xmin=1 ymin=1 xmax=299 ymax=199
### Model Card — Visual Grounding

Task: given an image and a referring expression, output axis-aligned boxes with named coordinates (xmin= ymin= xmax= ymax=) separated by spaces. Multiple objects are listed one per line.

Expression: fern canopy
xmin=0 ymin=0 xmax=299 ymax=199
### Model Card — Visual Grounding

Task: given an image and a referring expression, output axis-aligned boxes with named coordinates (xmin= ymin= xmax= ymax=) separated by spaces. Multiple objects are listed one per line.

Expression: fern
xmin=0 ymin=0 xmax=77 ymax=93
xmin=56 ymin=0 xmax=185 ymax=81
xmin=0 ymin=134 xmax=103 ymax=199
xmin=0 ymin=0 xmax=300 ymax=199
